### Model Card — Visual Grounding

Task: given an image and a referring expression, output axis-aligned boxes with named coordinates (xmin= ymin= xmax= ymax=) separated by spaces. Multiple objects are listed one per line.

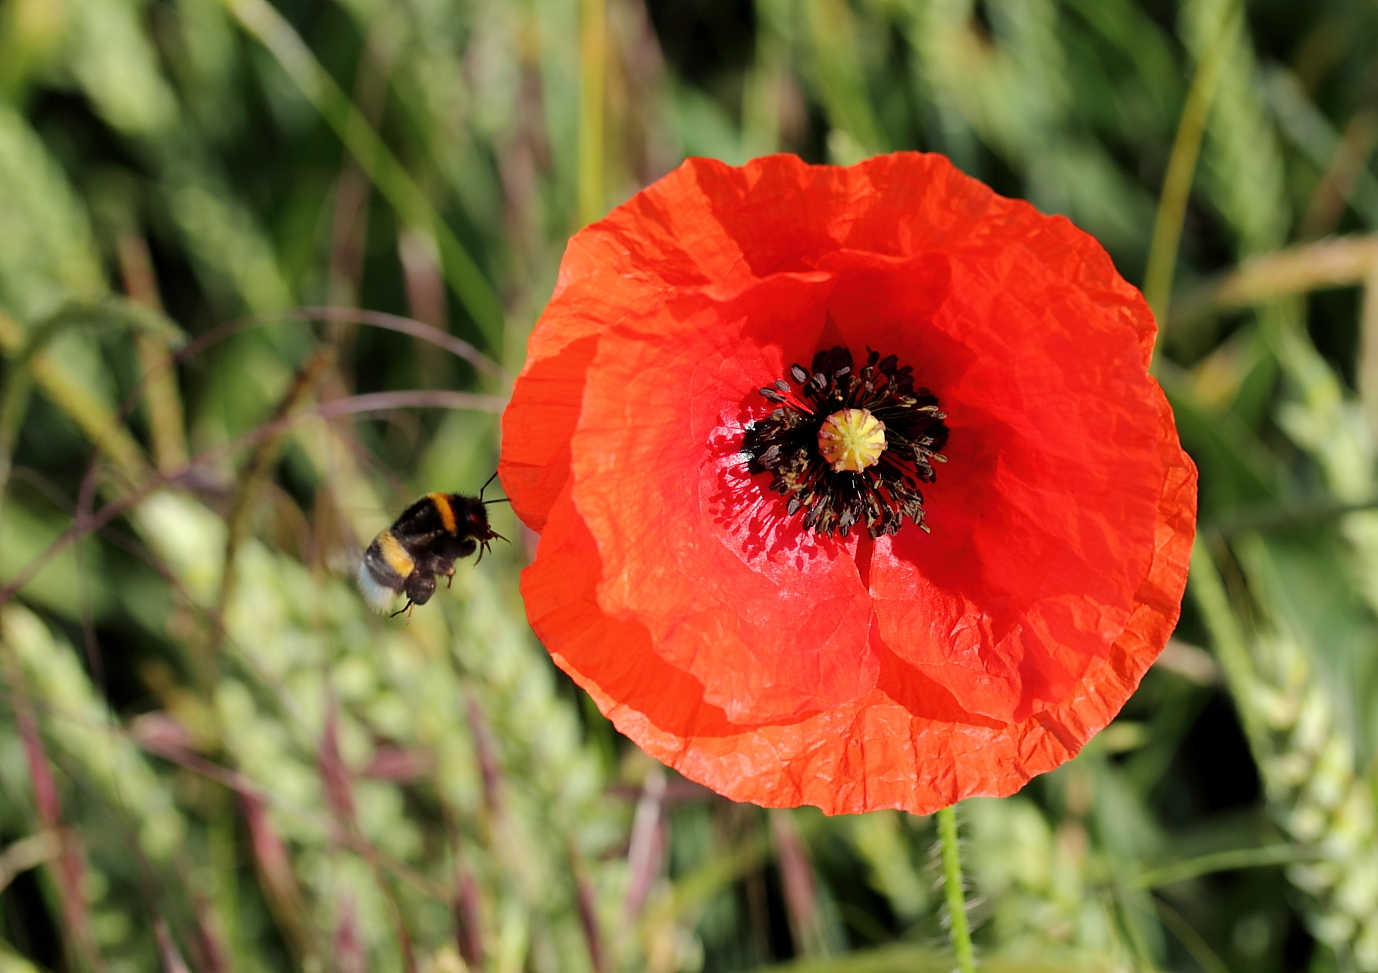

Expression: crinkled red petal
xmin=523 ymin=388 xmax=1194 ymax=814
xmin=502 ymin=152 xmax=1197 ymax=813
xmin=571 ymin=272 xmax=881 ymax=723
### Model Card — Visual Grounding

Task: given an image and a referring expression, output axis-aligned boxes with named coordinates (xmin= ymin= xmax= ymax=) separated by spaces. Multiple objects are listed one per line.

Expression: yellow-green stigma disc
xmin=817 ymin=408 xmax=887 ymax=473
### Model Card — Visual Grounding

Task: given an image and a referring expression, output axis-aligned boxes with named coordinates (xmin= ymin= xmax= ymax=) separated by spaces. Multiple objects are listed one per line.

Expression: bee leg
xmin=475 ymin=532 xmax=506 ymax=564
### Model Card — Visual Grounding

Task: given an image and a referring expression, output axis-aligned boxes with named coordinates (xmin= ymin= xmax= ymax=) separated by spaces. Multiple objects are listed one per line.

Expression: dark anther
xmin=741 ymin=345 xmax=949 ymax=538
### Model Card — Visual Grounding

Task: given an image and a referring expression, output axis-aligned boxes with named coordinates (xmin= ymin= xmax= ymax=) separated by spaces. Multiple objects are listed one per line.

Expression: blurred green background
xmin=1 ymin=0 xmax=1377 ymax=970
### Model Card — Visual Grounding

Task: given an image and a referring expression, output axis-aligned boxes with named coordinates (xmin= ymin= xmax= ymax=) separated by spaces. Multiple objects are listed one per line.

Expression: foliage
xmin=0 ymin=0 xmax=1375 ymax=970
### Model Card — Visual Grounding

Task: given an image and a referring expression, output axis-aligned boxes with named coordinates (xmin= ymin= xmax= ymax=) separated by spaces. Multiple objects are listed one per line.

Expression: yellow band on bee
xmin=378 ymin=531 xmax=415 ymax=576
xmin=429 ymin=492 xmax=457 ymax=534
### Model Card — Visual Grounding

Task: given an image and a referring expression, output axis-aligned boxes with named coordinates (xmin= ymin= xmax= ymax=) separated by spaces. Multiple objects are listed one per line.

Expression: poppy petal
xmin=525 ymin=388 xmax=1194 ymax=814
xmin=570 ymin=273 xmax=881 ymax=723
xmin=501 ymin=151 xmax=1197 ymax=814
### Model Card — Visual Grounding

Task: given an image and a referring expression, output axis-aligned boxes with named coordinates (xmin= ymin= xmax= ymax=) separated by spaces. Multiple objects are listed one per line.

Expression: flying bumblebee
xmin=358 ymin=479 xmax=504 ymax=616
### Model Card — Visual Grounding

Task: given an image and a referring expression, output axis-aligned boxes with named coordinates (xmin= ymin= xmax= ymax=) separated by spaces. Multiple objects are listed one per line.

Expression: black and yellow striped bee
xmin=358 ymin=480 xmax=504 ymax=616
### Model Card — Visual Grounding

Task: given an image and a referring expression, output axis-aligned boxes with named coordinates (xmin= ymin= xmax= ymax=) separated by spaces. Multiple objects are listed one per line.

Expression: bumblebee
xmin=358 ymin=483 xmax=503 ymax=616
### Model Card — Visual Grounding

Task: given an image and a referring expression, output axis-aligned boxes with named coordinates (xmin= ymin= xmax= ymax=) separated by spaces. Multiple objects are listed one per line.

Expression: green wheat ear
xmin=1194 ymin=538 xmax=1378 ymax=970
xmin=1252 ymin=628 xmax=1378 ymax=967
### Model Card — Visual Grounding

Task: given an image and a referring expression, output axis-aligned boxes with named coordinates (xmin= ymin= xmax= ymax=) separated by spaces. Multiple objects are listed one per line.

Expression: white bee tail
xmin=357 ymin=562 xmax=399 ymax=612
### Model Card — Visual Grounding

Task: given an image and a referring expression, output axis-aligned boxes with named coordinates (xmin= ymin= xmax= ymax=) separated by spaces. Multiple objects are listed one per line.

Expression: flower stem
xmin=937 ymin=804 xmax=976 ymax=973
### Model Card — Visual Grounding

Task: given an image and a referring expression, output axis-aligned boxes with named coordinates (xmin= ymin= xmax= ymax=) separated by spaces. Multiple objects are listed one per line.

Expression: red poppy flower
xmin=499 ymin=153 xmax=1196 ymax=815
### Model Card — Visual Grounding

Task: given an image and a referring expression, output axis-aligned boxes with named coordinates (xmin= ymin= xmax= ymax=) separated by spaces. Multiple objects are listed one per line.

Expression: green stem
xmin=577 ymin=0 xmax=606 ymax=228
xmin=1135 ymin=843 xmax=1302 ymax=889
xmin=937 ymin=804 xmax=976 ymax=973
xmin=1188 ymin=538 xmax=1268 ymax=753
xmin=1142 ymin=2 xmax=1235 ymax=330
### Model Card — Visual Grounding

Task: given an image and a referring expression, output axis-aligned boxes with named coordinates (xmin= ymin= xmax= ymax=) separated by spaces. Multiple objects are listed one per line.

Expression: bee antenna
xmin=482 ymin=497 xmax=511 ymax=506
xmin=478 ymin=470 xmax=500 ymax=501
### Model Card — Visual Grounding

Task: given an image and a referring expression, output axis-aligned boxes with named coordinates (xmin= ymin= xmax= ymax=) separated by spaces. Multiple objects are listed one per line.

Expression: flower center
xmin=742 ymin=346 xmax=948 ymax=538
xmin=818 ymin=408 xmax=886 ymax=472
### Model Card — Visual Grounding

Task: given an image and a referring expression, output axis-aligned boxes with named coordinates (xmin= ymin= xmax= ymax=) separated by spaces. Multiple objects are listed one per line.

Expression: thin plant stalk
xmin=221 ymin=0 xmax=505 ymax=351
xmin=0 ymin=389 xmax=505 ymax=611
xmin=1142 ymin=3 xmax=1236 ymax=327
xmin=118 ymin=233 xmax=188 ymax=472
xmin=578 ymin=0 xmax=607 ymax=227
xmin=0 ymin=307 xmax=149 ymax=488
xmin=200 ymin=347 xmax=337 ymax=958
xmin=1359 ymin=264 xmax=1378 ymax=432
xmin=937 ymin=804 xmax=976 ymax=973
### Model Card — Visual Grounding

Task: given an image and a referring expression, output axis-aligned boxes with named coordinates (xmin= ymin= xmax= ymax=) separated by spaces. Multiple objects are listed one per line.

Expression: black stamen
xmin=741 ymin=345 xmax=949 ymax=538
